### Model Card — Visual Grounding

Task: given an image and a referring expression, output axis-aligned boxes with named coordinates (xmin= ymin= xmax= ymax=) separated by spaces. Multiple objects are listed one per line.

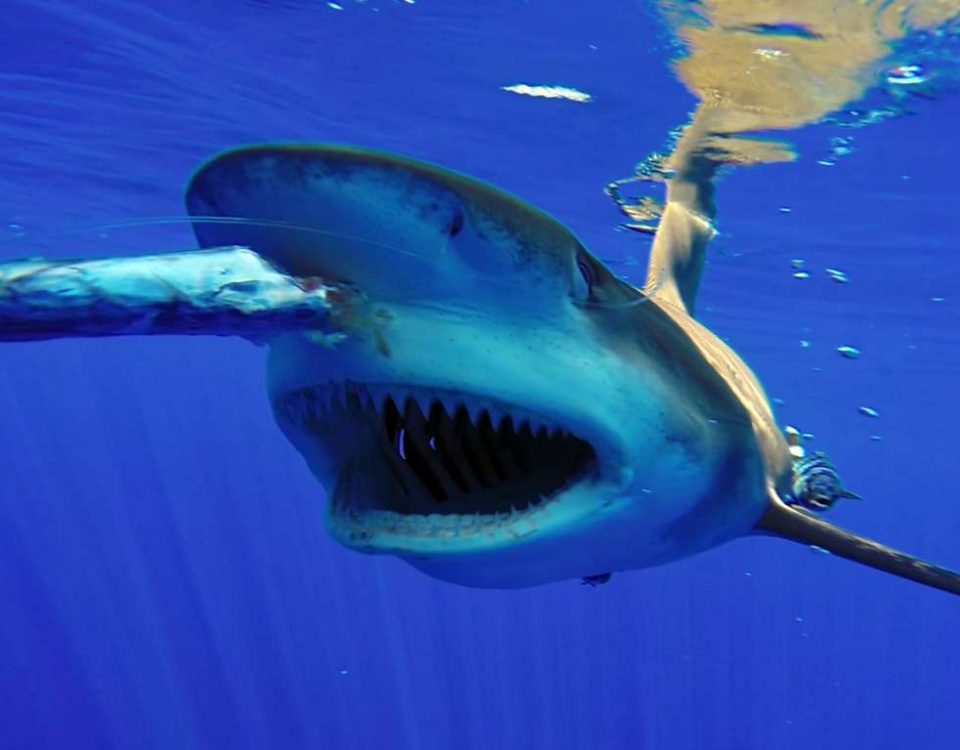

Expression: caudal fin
xmin=756 ymin=495 xmax=960 ymax=597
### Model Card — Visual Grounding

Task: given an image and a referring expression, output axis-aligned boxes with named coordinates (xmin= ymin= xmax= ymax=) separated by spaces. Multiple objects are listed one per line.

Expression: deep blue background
xmin=1 ymin=2 xmax=959 ymax=748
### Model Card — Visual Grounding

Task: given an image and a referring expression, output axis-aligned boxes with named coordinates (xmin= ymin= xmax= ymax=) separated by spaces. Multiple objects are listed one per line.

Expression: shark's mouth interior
xmin=276 ymin=382 xmax=598 ymax=533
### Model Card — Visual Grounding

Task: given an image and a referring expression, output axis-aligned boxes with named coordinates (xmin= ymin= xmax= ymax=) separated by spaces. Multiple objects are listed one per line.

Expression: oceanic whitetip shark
xmin=1 ymin=143 xmax=958 ymax=595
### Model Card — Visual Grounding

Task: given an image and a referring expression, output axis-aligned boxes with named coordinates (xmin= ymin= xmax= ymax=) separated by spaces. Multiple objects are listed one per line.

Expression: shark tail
xmin=756 ymin=495 xmax=960 ymax=596
xmin=0 ymin=247 xmax=350 ymax=343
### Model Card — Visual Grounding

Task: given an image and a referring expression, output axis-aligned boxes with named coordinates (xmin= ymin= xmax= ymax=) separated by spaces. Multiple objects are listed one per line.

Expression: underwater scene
xmin=2 ymin=1 xmax=960 ymax=748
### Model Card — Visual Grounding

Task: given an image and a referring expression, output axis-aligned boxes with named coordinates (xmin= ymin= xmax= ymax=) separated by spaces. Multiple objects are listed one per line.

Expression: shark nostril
xmin=449 ymin=209 xmax=464 ymax=238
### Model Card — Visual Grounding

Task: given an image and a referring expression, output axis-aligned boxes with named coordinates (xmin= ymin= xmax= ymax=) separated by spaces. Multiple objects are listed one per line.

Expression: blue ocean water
xmin=1 ymin=2 xmax=959 ymax=748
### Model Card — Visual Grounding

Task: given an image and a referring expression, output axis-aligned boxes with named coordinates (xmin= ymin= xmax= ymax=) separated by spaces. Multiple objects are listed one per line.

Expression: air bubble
xmin=837 ymin=346 xmax=861 ymax=359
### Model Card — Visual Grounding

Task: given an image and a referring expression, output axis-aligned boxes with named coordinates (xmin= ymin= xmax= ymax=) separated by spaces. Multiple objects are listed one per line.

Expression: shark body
xmin=184 ymin=145 xmax=955 ymax=592
xmin=3 ymin=143 xmax=958 ymax=594
xmin=186 ymin=145 xmax=786 ymax=588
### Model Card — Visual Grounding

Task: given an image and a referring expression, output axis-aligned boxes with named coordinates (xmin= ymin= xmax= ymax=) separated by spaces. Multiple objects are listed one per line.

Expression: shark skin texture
xmin=2 ymin=143 xmax=958 ymax=594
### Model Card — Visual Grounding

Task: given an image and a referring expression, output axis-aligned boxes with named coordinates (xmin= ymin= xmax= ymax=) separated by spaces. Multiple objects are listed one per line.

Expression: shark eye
xmin=573 ymin=257 xmax=594 ymax=300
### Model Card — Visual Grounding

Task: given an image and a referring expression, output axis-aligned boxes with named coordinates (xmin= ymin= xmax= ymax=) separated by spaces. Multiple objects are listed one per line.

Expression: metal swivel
xmin=784 ymin=426 xmax=861 ymax=513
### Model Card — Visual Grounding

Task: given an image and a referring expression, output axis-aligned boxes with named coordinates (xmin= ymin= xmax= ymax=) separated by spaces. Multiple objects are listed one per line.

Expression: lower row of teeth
xmin=334 ymin=503 xmax=550 ymax=537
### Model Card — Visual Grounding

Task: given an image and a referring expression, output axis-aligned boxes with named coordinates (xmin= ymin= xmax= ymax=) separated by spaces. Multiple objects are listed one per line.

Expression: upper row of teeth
xmin=281 ymin=381 xmax=570 ymax=439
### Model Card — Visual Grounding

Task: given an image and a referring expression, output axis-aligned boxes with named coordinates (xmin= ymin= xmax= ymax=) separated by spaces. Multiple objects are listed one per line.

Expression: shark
xmin=2 ymin=143 xmax=958 ymax=595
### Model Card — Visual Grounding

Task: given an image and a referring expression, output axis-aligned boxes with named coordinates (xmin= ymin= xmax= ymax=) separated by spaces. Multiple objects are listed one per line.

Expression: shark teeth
xmin=358 ymin=383 xmax=569 ymax=434
xmin=283 ymin=382 xmax=567 ymax=440
xmin=277 ymin=380 xmax=598 ymax=536
xmin=337 ymin=503 xmax=548 ymax=539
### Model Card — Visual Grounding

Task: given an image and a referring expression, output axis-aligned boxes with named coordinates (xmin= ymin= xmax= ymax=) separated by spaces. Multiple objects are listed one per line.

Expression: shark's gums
xmin=2 ymin=143 xmax=959 ymax=594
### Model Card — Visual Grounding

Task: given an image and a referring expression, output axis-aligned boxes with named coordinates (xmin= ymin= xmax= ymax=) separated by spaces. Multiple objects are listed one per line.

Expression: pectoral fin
xmin=756 ymin=493 xmax=960 ymax=597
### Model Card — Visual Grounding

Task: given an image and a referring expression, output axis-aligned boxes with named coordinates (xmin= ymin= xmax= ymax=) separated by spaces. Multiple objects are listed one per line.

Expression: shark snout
xmin=187 ymin=145 xmax=473 ymax=300
xmin=187 ymin=144 xmax=585 ymax=303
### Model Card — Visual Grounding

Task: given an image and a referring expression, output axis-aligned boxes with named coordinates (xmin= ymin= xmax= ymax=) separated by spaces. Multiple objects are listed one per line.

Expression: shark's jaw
xmin=265 ymin=294 xmax=774 ymax=588
xmin=274 ymin=380 xmax=605 ymax=552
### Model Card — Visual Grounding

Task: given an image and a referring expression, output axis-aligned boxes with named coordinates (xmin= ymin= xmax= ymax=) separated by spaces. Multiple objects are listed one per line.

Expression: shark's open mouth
xmin=275 ymin=382 xmax=598 ymax=537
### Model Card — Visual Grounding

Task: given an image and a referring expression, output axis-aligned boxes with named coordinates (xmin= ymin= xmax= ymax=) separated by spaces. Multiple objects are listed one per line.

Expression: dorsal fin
xmin=756 ymin=492 xmax=960 ymax=596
